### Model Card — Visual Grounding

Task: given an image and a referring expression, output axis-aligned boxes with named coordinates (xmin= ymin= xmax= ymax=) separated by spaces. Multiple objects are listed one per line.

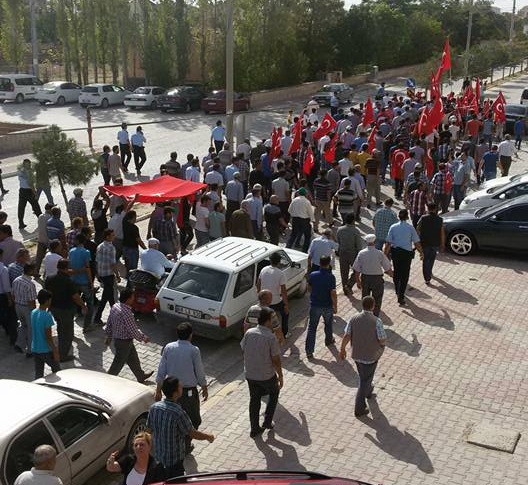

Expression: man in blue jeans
xmin=305 ymin=255 xmax=337 ymax=359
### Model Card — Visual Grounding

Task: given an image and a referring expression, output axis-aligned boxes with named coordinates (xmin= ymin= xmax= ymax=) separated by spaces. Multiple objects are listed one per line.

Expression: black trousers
xmin=355 ymin=360 xmax=378 ymax=414
xmin=247 ymin=376 xmax=280 ymax=433
xmin=165 ymin=461 xmax=185 ymax=479
xmin=119 ymin=143 xmax=132 ymax=168
xmin=361 ymin=274 xmax=384 ymax=316
xmin=213 ymin=140 xmax=224 ymax=154
xmin=226 ymin=200 xmax=240 ymax=226
xmin=18 ymin=188 xmax=42 ymax=225
xmin=94 ymin=275 xmax=115 ymax=321
xmin=179 ymin=224 xmax=193 ymax=251
xmin=286 ymin=217 xmax=311 ymax=253
xmin=107 ymin=338 xmax=145 ymax=381
xmin=178 ymin=387 xmax=201 ymax=452
xmin=50 ymin=306 xmax=75 ymax=359
xmin=390 ymin=247 xmax=414 ymax=302
xmin=0 ymin=294 xmax=17 ymax=345
xmin=133 ymin=145 xmax=147 ymax=172
xmin=34 ymin=352 xmax=60 ymax=379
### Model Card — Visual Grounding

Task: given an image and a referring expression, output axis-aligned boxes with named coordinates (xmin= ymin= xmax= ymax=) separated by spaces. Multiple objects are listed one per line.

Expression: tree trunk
xmin=57 ymin=172 xmax=69 ymax=208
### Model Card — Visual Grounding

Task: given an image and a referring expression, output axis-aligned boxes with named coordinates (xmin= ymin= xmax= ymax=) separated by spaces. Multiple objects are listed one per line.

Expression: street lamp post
xmin=225 ymin=0 xmax=234 ymax=147
xmin=463 ymin=0 xmax=474 ymax=78
xmin=509 ymin=0 xmax=517 ymax=43
xmin=30 ymin=0 xmax=39 ymax=77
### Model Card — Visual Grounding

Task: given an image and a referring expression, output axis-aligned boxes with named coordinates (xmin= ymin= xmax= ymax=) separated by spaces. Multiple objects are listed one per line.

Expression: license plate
xmin=175 ymin=306 xmax=201 ymax=318
xmin=162 ymin=103 xmax=171 ymax=107
xmin=208 ymin=102 xmax=216 ymax=106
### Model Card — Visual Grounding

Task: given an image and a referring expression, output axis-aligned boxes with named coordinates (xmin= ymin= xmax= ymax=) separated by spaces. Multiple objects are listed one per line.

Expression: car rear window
xmin=167 ymin=263 xmax=229 ymax=302
xmin=167 ymin=89 xmax=181 ymax=96
xmin=82 ymin=86 xmax=99 ymax=93
xmin=209 ymin=91 xmax=226 ymax=99
xmin=134 ymin=87 xmax=151 ymax=94
xmin=0 ymin=77 xmax=11 ymax=90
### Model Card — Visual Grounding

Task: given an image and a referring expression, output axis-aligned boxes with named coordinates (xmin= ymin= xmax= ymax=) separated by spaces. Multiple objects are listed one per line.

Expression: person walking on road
xmin=17 ymin=158 xmax=42 ymax=230
xmin=147 ymin=377 xmax=215 ymax=477
xmin=13 ymin=263 xmax=37 ymax=356
xmin=94 ymin=228 xmax=120 ymax=324
xmin=257 ymin=252 xmax=289 ymax=337
xmin=353 ymin=234 xmax=393 ymax=316
xmin=372 ymin=198 xmax=398 ymax=250
xmin=384 ymin=209 xmax=423 ymax=306
xmin=105 ymin=288 xmax=153 ymax=383
xmin=336 ymin=213 xmax=364 ymax=296
xmin=155 ymin=322 xmax=208 ymax=455
xmin=417 ymin=202 xmax=445 ymax=284
xmin=286 ymin=188 xmax=314 ymax=253
xmin=211 ymin=120 xmax=226 ymax=154
xmin=117 ymin=122 xmax=132 ymax=171
xmin=498 ymin=134 xmax=516 ymax=177
xmin=305 ymin=255 xmax=337 ymax=359
xmin=339 ymin=296 xmax=386 ymax=418
xmin=131 ymin=126 xmax=147 ymax=176
xmin=307 ymin=229 xmax=338 ymax=272
xmin=241 ymin=307 xmax=283 ymax=438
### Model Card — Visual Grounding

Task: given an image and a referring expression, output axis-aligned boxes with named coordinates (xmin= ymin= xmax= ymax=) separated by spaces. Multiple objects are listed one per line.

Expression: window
xmin=113 ymin=85 xmax=123 ymax=92
xmin=152 ymin=88 xmax=164 ymax=95
xmin=102 ymin=85 xmax=114 ymax=93
xmin=495 ymin=206 xmax=528 ymax=222
xmin=82 ymin=86 xmax=98 ymax=93
xmin=274 ymin=250 xmax=292 ymax=270
xmin=167 ymin=263 xmax=229 ymax=302
xmin=233 ymin=265 xmax=255 ymax=298
xmin=15 ymin=77 xmax=33 ymax=86
xmin=48 ymin=407 xmax=102 ymax=448
xmin=5 ymin=421 xmax=55 ymax=485
xmin=502 ymin=183 xmax=528 ymax=199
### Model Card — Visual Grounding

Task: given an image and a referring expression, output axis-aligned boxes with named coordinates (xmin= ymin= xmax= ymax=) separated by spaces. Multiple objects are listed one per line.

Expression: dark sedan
xmin=442 ymin=195 xmax=528 ymax=256
xmin=201 ymin=90 xmax=250 ymax=114
xmin=158 ymin=86 xmax=205 ymax=112
xmin=505 ymin=103 xmax=528 ymax=133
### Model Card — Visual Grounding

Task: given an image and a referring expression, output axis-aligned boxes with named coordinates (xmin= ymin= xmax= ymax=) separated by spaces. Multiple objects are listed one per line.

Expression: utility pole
xmin=463 ymin=0 xmax=474 ymax=78
xmin=509 ymin=0 xmax=516 ymax=43
xmin=30 ymin=0 xmax=39 ymax=77
xmin=225 ymin=0 xmax=234 ymax=147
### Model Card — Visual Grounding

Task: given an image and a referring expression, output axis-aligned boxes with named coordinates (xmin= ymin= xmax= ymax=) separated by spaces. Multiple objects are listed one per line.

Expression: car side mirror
xmin=101 ymin=412 xmax=110 ymax=424
xmin=291 ymin=262 xmax=301 ymax=269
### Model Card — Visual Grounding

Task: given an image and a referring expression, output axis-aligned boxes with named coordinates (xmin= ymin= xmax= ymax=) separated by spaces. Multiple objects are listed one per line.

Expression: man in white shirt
xmin=117 ymin=122 xmax=131 ymax=171
xmin=236 ymin=138 xmax=251 ymax=161
xmin=14 ymin=444 xmax=63 ymax=485
xmin=43 ymin=240 xmax=63 ymax=279
xmin=140 ymin=238 xmax=175 ymax=279
xmin=257 ymin=252 xmax=289 ymax=337
xmin=204 ymin=164 xmax=224 ymax=190
xmin=130 ymin=126 xmax=147 ymax=175
xmin=280 ymin=130 xmax=293 ymax=155
xmin=286 ymin=188 xmax=314 ymax=253
xmin=185 ymin=159 xmax=201 ymax=182
xmin=497 ymin=134 xmax=516 ymax=177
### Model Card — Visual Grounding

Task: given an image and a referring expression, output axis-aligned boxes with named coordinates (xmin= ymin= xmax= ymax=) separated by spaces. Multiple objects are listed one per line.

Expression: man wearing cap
xmin=67 ymin=188 xmax=88 ymax=227
xmin=225 ymin=172 xmax=244 ymax=225
xmin=117 ymin=123 xmax=131 ymax=171
xmin=287 ymin=188 xmax=314 ymax=253
xmin=140 ymin=238 xmax=175 ymax=279
xmin=352 ymin=234 xmax=392 ymax=316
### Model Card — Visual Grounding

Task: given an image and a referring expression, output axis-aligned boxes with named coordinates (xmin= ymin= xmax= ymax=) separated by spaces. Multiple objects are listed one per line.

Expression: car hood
xmin=441 ymin=208 xmax=480 ymax=223
xmin=479 ymin=176 xmax=513 ymax=191
xmin=283 ymin=247 xmax=309 ymax=265
xmin=35 ymin=369 xmax=151 ymax=410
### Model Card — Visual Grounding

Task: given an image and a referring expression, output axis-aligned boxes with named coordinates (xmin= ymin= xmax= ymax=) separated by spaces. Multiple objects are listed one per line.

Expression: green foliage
xmin=0 ymin=0 xmax=28 ymax=71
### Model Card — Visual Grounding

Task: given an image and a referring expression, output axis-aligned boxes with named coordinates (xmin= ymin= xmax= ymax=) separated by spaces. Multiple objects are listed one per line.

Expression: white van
xmin=155 ymin=237 xmax=308 ymax=340
xmin=0 ymin=74 xmax=43 ymax=103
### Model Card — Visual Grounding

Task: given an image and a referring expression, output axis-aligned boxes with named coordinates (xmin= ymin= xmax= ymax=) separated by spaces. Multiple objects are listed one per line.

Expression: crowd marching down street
xmin=1 ymin=38 xmax=524 ymax=481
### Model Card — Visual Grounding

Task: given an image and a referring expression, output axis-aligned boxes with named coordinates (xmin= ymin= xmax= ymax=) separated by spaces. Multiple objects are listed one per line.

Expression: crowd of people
xmin=1 ymin=77 xmax=524 ymax=480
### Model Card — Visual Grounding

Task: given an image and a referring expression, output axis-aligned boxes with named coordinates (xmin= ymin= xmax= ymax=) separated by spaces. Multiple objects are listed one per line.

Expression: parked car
xmin=519 ymin=87 xmax=528 ymax=105
xmin=460 ymin=174 xmax=528 ymax=210
xmin=311 ymin=83 xmax=354 ymax=106
xmin=35 ymin=81 xmax=82 ymax=106
xmin=79 ymin=83 xmax=130 ymax=108
xmin=124 ymin=86 xmax=167 ymax=109
xmin=479 ymin=171 xmax=528 ymax=191
xmin=0 ymin=369 xmax=152 ymax=485
xmin=201 ymin=90 xmax=250 ymax=114
xmin=0 ymin=74 xmax=43 ymax=103
xmin=158 ymin=86 xmax=206 ymax=112
xmin=152 ymin=470 xmax=373 ymax=485
xmin=156 ymin=237 xmax=307 ymax=340
xmin=442 ymin=195 xmax=528 ymax=255
xmin=505 ymin=103 xmax=528 ymax=132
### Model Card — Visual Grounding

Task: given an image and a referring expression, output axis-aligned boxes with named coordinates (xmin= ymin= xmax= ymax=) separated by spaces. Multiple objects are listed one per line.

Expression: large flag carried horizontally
xmin=439 ymin=38 xmax=451 ymax=74
xmin=313 ymin=112 xmax=337 ymax=141
xmin=492 ymin=91 xmax=507 ymax=123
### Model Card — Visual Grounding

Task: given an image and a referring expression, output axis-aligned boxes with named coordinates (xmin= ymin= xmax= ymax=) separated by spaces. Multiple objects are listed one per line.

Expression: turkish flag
xmin=492 ymin=91 xmax=506 ymax=123
xmin=313 ymin=112 xmax=337 ymax=142
xmin=390 ymin=148 xmax=408 ymax=180
xmin=470 ymin=95 xmax=479 ymax=114
xmin=303 ymin=145 xmax=315 ymax=175
xmin=363 ymin=97 xmax=375 ymax=127
xmin=430 ymin=70 xmax=440 ymax=101
xmin=417 ymin=106 xmax=431 ymax=136
xmin=483 ymin=99 xmax=491 ymax=118
xmin=270 ymin=127 xmax=282 ymax=160
xmin=367 ymin=126 xmax=378 ymax=153
xmin=439 ymin=38 xmax=451 ymax=73
xmin=323 ymin=134 xmax=336 ymax=162
xmin=428 ymin=97 xmax=444 ymax=132
xmin=288 ymin=117 xmax=302 ymax=156
xmin=424 ymin=149 xmax=434 ymax=179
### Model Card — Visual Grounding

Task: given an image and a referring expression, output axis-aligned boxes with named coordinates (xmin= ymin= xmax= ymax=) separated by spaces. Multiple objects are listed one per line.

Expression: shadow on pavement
xmin=363 ymin=398 xmax=434 ymax=474
xmin=431 ymin=276 xmax=479 ymax=305
xmin=402 ymin=301 xmax=454 ymax=331
xmin=385 ymin=329 xmax=422 ymax=357
xmin=254 ymin=430 xmax=307 ymax=471
xmin=273 ymin=405 xmax=312 ymax=446
xmin=309 ymin=347 xmax=358 ymax=388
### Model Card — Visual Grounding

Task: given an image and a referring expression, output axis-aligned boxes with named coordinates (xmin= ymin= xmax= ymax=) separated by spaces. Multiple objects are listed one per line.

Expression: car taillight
xmin=219 ymin=315 xmax=227 ymax=328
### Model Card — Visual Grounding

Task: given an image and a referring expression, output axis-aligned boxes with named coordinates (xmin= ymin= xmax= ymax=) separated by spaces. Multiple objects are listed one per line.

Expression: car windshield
xmin=506 ymin=106 xmax=526 ymax=116
xmin=82 ymin=86 xmax=99 ymax=93
xmin=167 ymin=263 xmax=229 ymax=302
xmin=134 ymin=87 xmax=151 ymax=94
xmin=37 ymin=383 xmax=112 ymax=409
xmin=0 ymin=77 xmax=11 ymax=90
xmin=320 ymin=85 xmax=336 ymax=92
xmin=42 ymin=82 xmax=60 ymax=89
xmin=167 ymin=89 xmax=181 ymax=96
xmin=209 ymin=91 xmax=226 ymax=99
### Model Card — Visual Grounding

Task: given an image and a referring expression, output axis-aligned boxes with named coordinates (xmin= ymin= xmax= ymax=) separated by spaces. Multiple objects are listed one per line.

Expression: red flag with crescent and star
xmin=362 ymin=97 xmax=375 ymax=127
xmin=417 ymin=106 xmax=430 ymax=136
xmin=439 ymin=38 xmax=451 ymax=74
xmin=430 ymin=71 xmax=441 ymax=101
xmin=483 ymin=99 xmax=491 ymax=118
xmin=323 ymin=134 xmax=337 ymax=162
xmin=367 ymin=126 xmax=378 ymax=153
xmin=492 ymin=91 xmax=506 ymax=123
xmin=313 ymin=112 xmax=337 ymax=142
xmin=270 ymin=127 xmax=282 ymax=160
xmin=303 ymin=145 xmax=315 ymax=175
xmin=288 ymin=117 xmax=302 ymax=156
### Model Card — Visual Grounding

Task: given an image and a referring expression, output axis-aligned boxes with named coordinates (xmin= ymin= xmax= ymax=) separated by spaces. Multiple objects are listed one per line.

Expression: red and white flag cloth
xmin=270 ymin=127 xmax=282 ymax=160
xmin=303 ymin=145 xmax=315 ymax=175
xmin=367 ymin=126 xmax=378 ymax=153
xmin=313 ymin=112 xmax=337 ymax=142
xmin=362 ymin=97 xmax=375 ymax=127
xmin=492 ymin=91 xmax=506 ymax=123
xmin=439 ymin=38 xmax=451 ymax=74
xmin=288 ymin=117 xmax=303 ymax=156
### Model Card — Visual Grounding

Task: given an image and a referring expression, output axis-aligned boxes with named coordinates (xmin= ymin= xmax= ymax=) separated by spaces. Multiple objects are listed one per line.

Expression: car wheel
xmin=161 ymin=108 xmax=168 ymax=113
xmin=129 ymin=106 xmax=136 ymax=110
xmin=293 ymin=277 xmax=308 ymax=298
xmin=80 ymin=103 xmax=88 ymax=108
xmin=125 ymin=414 xmax=148 ymax=452
xmin=448 ymin=231 xmax=476 ymax=256
xmin=150 ymin=100 xmax=157 ymax=109
xmin=15 ymin=93 xmax=24 ymax=103
xmin=57 ymin=96 xmax=66 ymax=106
xmin=101 ymin=98 xmax=109 ymax=108
xmin=39 ymin=101 xmax=47 ymax=106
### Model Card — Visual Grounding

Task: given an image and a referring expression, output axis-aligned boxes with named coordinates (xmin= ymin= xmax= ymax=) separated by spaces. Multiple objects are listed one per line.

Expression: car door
xmin=46 ymin=405 xmax=122 ymax=485
xmin=272 ymin=250 xmax=304 ymax=294
xmin=3 ymin=420 xmax=71 ymax=485
xmin=495 ymin=182 xmax=528 ymax=204
xmin=64 ymin=83 xmax=81 ymax=103
xmin=187 ymin=87 xmax=203 ymax=108
xmin=228 ymin=264 xmax=257 ymax=326
xmin=486 ymin=205 xmax=528 ymax=251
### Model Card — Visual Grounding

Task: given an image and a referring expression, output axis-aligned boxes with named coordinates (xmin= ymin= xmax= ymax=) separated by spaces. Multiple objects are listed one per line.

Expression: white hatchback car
xmin=79 ymin=83 xmax=130 ymax=108
xmin=124 ymin=86 xmax=167 ymax=109
xmin=460 ymin=174 xmax=528 ymax=210
xmin=36 ymin=81 xmax=82 ymax=106
xmin=0 ymin=369 xmax=153 ymax=485
xmin=156 ymin=237 xmax=308 ymax=340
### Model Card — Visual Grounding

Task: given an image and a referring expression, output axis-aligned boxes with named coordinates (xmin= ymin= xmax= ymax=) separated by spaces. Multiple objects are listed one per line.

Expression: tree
xmin=32 ymin=125 xmax=98 ymax=207
xmin=0 ymin=0 xmax=28 ymax=71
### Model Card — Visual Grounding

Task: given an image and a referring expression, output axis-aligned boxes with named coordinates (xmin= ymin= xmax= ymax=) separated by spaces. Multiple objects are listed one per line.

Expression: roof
xmin=181 ymin=237 xmax=280 ymax=272
xmin=0 ymin=380 xmax=70 ymax=436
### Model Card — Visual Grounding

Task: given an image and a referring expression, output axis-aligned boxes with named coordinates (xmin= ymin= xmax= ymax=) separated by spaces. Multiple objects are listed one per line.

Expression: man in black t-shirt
xmin=122 ymin=210 xmax=146 ymax=276
xmin=416 ymin=202 xmax=445 ymax=284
